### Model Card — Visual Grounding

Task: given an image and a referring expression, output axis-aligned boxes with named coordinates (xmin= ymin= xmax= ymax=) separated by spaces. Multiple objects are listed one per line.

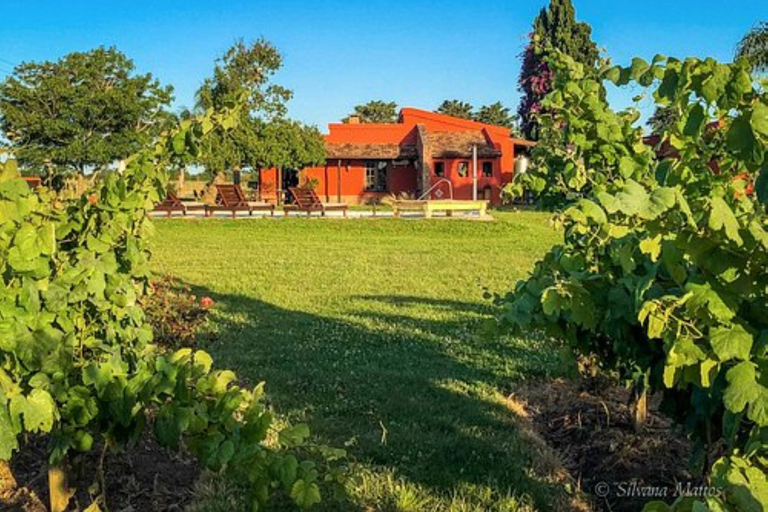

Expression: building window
xmin=365 ymin=160 xmax=388 ymax=192
xmin=482 ymin=161 xmax=493 ymax=177
xmin=458 ymin=161 xmax=469 ymax=178
xmin=434 ymin=161 xmax=445 ymax=177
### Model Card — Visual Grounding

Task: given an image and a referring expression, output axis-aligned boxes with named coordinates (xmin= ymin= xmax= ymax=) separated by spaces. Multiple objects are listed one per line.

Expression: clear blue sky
xmin=1 ymin=1 xmax=764 ymax=129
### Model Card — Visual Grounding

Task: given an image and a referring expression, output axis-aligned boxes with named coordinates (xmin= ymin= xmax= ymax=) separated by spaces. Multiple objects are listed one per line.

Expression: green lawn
xmin=149 ymin=211 xmax=572 ymax=512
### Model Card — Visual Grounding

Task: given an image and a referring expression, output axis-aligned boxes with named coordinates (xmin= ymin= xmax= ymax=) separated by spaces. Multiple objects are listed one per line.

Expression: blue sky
xmin=1 ymin=1 xmax=764 ymax=129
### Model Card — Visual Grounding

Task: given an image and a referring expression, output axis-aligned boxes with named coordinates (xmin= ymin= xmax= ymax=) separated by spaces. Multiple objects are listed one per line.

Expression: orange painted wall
xmin=429 ymin=158 xmax=503 ymax=203
xmin=325 ymin=123 xmax=416 ymax=145
xmin=259 ymin=160 xmax=418 ymax=205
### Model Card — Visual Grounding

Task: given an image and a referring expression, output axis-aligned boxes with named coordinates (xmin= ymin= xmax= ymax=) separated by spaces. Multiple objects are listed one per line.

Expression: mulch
xmin=514 ymin=377 xmax=696 ymax=512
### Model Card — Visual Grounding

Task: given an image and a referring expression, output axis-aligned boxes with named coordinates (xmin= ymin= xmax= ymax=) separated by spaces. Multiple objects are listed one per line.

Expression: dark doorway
xmin=282 ymin=168 xmax=299 ymax=203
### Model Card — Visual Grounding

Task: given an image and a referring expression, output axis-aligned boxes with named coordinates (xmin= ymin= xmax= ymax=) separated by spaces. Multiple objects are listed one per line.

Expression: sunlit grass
xmin=150 ymin=211 xmax=575 ymax=511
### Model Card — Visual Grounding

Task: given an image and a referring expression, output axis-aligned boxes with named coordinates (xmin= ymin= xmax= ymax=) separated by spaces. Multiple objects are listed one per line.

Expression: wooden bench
xmin=392 ymin=199 xmax=488 ymax=218
xmin=153 ymin=190 xmax=205 ymax=217
xmin=284 ymin=187 xmax=348 ymax=217
xmin=205 ymin=184 xmax=275 ymax=218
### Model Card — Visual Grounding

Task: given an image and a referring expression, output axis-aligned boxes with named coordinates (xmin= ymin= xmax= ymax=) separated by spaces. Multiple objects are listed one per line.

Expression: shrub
xmin=142 ymin=276 xmax=216 ymax=350
xmin=0 ymin=105 xmax=341 ymax=511
xmin=497 ymin=51 xmax=767 ymax=511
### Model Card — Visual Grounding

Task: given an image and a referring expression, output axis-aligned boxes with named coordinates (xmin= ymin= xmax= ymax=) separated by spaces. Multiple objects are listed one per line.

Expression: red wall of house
xmin=429 ymin=158 xmax=503 ymax=203
xmin=259 ymin=160 xmax=418 ymax=205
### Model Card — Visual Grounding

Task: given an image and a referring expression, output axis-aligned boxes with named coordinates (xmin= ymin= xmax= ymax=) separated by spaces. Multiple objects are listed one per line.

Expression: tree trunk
xmin=49 ymin=462 xmax=73 ymax=512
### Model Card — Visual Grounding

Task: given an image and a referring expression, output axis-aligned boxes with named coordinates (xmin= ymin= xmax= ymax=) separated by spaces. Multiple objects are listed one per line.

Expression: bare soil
xmin=3 ymin=436 xmax=199 ymax=512
xmin=513 ymin=378 xmax=696 ymax=512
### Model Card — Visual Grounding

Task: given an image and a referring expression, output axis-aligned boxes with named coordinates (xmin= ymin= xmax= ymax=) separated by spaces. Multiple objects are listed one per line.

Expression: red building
xmin=258 ymin=108 xmax=533 ymax=206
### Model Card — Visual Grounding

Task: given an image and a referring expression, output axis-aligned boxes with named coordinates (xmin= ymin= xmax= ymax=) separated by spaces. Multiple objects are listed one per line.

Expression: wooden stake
xmin=49 ymin=462 xmax=74 ymax=512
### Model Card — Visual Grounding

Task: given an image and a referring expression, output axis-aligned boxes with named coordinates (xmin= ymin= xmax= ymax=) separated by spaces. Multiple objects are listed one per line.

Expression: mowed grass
xmin=150 ymin=211 xmax=570 ymax=512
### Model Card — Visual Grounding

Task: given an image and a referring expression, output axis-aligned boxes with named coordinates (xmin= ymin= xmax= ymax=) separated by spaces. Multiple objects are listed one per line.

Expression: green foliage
xmin=517 ymin=0 xmax=599 ymax=140
xmin=436 ymin=100 xmax=519 ymax=133
xmin=497 ymin=51 xmax=767 ymax=510
xmin=0 ymin=104 xmax=339 ymax=509
xmin=736 ymin=21 xmax=768 ymax=74
xmin=194 ymin=39 xmax=325 ymax=175
xmin=344 ymin=100 xmax=398 ymax=123
xmin=475 ymin=101 xmax=517 ymax=130
xmin=0 ymin=47 xmax=173 ymax=174
xmin=436 ymin=100 xmax=475 ymax=120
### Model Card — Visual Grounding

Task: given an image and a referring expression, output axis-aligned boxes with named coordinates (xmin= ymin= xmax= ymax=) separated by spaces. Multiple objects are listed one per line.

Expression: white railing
xmin=418 ymin=178 xmax=453 ymax=200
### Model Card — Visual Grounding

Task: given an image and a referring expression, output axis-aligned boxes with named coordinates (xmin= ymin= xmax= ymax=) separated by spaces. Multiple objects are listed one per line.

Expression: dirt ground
xmin=2 ymin=377 xmax=697 ymax=512
xmin=513 ymin=378 xmax=696 ymax=512
xmin=3 ymin=436 xmax=198 ymax=512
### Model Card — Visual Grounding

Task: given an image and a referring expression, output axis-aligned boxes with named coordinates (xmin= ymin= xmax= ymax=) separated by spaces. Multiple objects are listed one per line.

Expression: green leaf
xmin=748 ymin=387 xmax=768 ymax=426
xmin=701 ymin=64 xmax=730 ymax=104
xmin=0 ymin=405 xmax=19 ymax=460
xmin=630 ymin=57 xmax=650 ymax=79
xmin=618 ymin=156 xmax=639 ymax=178
xmin=751 ymin=102 xmax=768 ymax=138
xmin=726 ymin=116 xmax=758 ymax=162
xmin=685 ymin=282 xmax=736 ymax=323
xmin=708 ymin=197 xmax=743 ymax=245
xmin=723 ymin=362 xmax=759 ymax=414
xmin=639 ymin=234 xmax=662 ymax=262
xmin=642 ymin=501 xmax=671 ymax=512
xmin=683 ymin=103 xmax=706 ymax=137
xmin=193 ymin=351 xmax=213 ymax=375
xmin=699 ymin=358 xmax=719 ymax=388
xmin=19 ymin=389 xmax=57 ymax=433
xmin=291 ymin=479 xmax=321 ymax=509
xmin=710 ymin=324 xmax=753 ymax=362
xmin=279 ymin=423 xmax=311 ymax=447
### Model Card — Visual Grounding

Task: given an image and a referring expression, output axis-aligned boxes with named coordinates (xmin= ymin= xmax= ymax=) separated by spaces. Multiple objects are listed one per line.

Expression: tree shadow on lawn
xmin=189 ymin=285 xmax=576 ymax=510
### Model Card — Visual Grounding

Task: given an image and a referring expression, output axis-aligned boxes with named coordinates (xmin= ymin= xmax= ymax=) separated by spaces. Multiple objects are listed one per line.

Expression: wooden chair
xmin=205 ymin=184 xmax=275 ymax=218
xmin=153 ymin=190 xmax=205 ymax=217
xmin=284 ymin=187 xmax=348 ymax=217
xmin=23 ymin=177 xmax=42 ymax=189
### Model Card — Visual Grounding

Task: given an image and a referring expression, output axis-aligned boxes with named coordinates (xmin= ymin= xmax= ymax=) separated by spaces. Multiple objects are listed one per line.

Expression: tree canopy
xmin=343 ymin=101 xmax=398 ymax=123
xmin=0 ymin=47 xmax=173 ymax=174
xmin=436 ymin=100 xmax=474 ymax=119
xmin=195 ymin=39 xmax=325 ymax=175
xmin=475 ymin=102 xmax=516 ymax=130
xmin=517 ymin=0 xmax=599 ymax=140
xmin=736 ymin=21 xmax=768 ymax=73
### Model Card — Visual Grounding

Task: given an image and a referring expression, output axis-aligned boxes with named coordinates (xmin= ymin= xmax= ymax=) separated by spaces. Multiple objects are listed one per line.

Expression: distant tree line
xmin=0 ymin=40 xmax=325 ymax=183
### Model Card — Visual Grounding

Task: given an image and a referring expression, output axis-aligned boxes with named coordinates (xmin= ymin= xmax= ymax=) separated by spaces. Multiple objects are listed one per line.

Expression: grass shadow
xmin=184 ymin=284 xmax=575 ymax=511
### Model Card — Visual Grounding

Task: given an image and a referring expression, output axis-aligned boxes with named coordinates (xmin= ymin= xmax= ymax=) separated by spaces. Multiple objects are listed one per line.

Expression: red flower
xmin=88 ymin=194 xmax=99 ymax=205
xmin=200 ymin=297 xmax=214 ymax=308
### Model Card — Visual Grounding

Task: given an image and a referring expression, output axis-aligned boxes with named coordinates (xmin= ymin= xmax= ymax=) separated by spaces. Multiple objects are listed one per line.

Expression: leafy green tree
xmin=517 ymin=0 xmax=599 ymax=140
xmin=195 ymin=39 xmax=324 ymax=176
xmin=736 ymin=21 xmax=768 ymax=73
xmin=646 ymin=105 xmax=680 ymax=134
xmin=0 ymin=47 xmax=173 ymax=174
xmin=344 ymin=100 xmax=398 ymax=123
xmin=475 ymin=101 xmax=516 ymax=129
xmin=436 ymin=100 xmax=474 ymax=119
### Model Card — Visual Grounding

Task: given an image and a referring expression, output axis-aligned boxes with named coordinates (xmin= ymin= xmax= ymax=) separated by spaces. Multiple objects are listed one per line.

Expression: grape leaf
xmin=710 ymin=324 xmax=753 ymax=362
xmin=723 ymin=362 xmax=759 ymax=414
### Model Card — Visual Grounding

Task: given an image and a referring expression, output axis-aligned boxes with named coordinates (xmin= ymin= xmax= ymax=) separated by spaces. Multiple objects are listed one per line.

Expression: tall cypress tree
xmin=517 ymin=0 xmax=598 ymax=140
